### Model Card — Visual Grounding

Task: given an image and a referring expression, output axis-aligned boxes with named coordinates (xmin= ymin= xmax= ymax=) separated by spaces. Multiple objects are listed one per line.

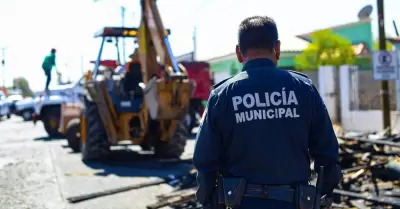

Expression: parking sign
xmin=373 ymin=51 xmax=399 ymax=80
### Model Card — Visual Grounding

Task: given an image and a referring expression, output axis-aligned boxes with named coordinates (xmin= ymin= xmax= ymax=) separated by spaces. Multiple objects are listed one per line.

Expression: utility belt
xmin=217 ymin=176 xmax=316 ymax=209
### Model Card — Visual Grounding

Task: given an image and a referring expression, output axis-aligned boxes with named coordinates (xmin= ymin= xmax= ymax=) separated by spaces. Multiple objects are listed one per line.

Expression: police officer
xmin=193 ymin=16 xmax=342 ymax=209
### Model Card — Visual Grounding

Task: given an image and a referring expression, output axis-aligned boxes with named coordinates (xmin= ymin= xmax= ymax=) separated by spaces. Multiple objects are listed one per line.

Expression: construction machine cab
xmin=89 ymin=27 xmax=172 ymax=113
xmin=90 ymin=28 xmax=138 ymax=110
xmin=91 ymin=27 xmax=170 ymax=77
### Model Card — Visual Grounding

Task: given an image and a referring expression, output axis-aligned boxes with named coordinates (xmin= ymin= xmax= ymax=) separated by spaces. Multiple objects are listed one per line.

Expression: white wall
xmin=318 ymin=66 xmax=337 ymax=122
xmin=336 ymin=65 xmax=400 ymax=133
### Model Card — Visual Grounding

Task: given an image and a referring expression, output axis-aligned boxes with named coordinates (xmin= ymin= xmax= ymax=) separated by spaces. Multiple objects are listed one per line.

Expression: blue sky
xmin=0 ymin=0 xmax=399 ymax=91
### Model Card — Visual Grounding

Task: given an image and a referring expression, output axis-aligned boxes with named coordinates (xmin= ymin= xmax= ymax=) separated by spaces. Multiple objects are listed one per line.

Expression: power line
xmin=1 ymin=47 xmax=6 ymax=88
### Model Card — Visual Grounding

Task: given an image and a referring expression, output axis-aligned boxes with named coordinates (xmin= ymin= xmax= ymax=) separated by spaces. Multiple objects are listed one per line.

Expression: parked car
xmin=0 ymin=92 xmax=11 ymax=119
xmin=33 ymin=78 xmax=84 ymax=137
xmin=14 ymin=97 xmax=34 ymax=121
xmin=6 ymin=92 xmax=24 ymax=114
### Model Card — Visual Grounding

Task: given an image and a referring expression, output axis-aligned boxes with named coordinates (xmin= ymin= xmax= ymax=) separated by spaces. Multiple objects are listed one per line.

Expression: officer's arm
xmin=193 ymin=92 xmax=223 ymax=205
xmin=309 ymin=85 xmax=342 ymax=195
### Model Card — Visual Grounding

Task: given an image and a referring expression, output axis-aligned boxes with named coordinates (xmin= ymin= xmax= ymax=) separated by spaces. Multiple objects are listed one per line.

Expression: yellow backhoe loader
xmin=62 ymin=0 xmax=193 ymax=161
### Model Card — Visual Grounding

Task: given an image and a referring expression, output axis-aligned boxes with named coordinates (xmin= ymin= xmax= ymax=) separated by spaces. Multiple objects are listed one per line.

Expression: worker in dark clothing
xmin=193 ymin=16 xmax=342 ymax=209
xmin=42 ymin=48 xmax=57 ymax=93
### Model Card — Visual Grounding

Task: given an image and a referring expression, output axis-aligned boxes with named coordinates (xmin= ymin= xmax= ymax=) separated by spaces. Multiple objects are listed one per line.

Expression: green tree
xmin=373 ymin=39 xmax=394 ymax=51
xmin=295 ymin=29 xmax=355 ymax=71
xmin=295 ymin=29 xmax=355 ymax=124
xmin=13 ymin=77 xmax=33 ymax=97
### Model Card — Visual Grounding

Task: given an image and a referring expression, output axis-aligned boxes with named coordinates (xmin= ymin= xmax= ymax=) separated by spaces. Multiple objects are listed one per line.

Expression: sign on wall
xmin=372 ymin=50 xmax=398 ymax=80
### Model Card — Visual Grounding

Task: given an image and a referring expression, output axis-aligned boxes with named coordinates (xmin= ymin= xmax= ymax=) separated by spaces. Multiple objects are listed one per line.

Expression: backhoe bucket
xmin=144 ymin=77 xmax=192 ymax=120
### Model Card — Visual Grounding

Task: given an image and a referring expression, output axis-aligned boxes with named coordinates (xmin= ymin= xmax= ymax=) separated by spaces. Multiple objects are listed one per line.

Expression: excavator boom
xmin=138 ymin=0 xmax=187 ymax=82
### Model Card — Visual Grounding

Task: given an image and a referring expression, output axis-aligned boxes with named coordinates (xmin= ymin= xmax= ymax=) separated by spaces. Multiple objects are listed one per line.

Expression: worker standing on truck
xmin=42 ymin=48 xmax=57 ymax=93
xmin=193 ymin=16 xmax=342 ymax=209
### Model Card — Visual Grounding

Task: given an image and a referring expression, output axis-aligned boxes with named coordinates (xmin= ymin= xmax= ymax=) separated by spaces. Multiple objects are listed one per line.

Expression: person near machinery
xmin=193 ymin=16 xmax=342 ymax=209
xmin=41 ymin=48 xmax=59 ymax=93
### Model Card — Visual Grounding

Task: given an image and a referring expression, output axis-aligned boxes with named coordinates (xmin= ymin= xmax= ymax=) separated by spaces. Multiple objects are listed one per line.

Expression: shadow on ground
xmin=11 ymin=118 xmax=33 ymax=123
xmin=82 ymin=149 xmax=193 ymax=179
xmin=34 ymin=136 xmax=65 ymax=141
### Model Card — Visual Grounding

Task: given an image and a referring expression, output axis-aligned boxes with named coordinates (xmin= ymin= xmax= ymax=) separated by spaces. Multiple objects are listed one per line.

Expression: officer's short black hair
xmin=238 ymin=16 xmax=278 ymax=55
xmin=51 ymin=48 xmax=56 ymax=53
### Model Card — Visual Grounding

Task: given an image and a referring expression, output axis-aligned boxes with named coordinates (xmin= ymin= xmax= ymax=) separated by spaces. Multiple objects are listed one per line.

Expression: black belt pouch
xmin=295 ymin=184 xmax=316 ymax=209
xmin=219 ymin=177 xmax=247 ymax=208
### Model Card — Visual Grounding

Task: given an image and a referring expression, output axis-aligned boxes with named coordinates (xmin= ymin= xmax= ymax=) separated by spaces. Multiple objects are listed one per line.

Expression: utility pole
xmin=1 ymin=48 xmax=6 ymax=88
xmin=392 ymin=21 xmax=400 ymax=111
xmin=121 ymin=6 xmax=126 ymax=64
xmin=193 ymin=27 xmax=197 ymax=61
xmin=377 ymin=0 xmax=391 ymax=135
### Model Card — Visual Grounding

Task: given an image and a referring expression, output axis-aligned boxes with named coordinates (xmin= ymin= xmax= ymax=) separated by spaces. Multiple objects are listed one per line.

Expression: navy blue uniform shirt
xmin=193 ymin=58 xmax=340 ymax=207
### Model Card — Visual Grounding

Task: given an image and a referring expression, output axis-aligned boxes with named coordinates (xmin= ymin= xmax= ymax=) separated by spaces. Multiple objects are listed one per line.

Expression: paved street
xmin=0 ymin=117 xmax=196 ymax=209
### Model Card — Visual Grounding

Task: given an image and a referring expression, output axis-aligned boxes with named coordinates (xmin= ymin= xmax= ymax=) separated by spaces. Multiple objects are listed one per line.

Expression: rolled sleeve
xmin=193 ymin=92 xmax=223 ymax=204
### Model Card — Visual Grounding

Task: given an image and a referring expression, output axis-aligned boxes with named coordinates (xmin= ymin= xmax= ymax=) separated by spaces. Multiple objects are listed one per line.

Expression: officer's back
xmin=193 ymin=16 xmax=340 ymax=209
xmin=221 ymin=59 xmax=314 ymax=185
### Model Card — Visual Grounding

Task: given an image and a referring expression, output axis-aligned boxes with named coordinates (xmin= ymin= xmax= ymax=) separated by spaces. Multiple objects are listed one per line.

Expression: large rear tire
xmin=66 ymin=118 xmax=81 ymax=153
xmin=42 ymin=106 xmax=64 ymax=138
xmin=81 ymin=101 xmax=110 ymax=161
xmin=154 ymin=120 xmax=188 ymax=159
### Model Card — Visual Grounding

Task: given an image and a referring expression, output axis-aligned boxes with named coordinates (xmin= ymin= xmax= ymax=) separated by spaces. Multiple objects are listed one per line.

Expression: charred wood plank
xmin=147 ymin=190 xmax=196 ymax=209
xmin=342 ymin=161 xmax=388 ymax=173
xmin=383 ymin=189 xmax=400 ymax=197
xmin=333 ymin=189 xmax=400 ymax=206
xmin=360 ymin=182 xmax=393 ymax=192
xmin=338 ymin=136 xmax=400 ymax=148
xmin=156 ymin=188 xmax=195 ymax=200
xmin=66 ymin=179 xmax=167 ymax=203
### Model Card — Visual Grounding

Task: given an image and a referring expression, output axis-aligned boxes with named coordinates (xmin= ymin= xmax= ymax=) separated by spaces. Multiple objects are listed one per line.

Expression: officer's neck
xmin=242 ymin=52 xmax=276 ymax=66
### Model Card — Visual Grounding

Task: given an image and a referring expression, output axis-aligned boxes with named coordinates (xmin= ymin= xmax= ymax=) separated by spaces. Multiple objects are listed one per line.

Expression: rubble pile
xmin=147 ymin=132 xmax=400 ymax=209
xmin=334 ymin=132 xmax=400 ymax=208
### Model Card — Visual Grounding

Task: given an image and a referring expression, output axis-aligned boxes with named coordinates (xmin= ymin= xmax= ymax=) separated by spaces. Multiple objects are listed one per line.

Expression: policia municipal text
xmin=193 ymin=16 xmax=342 ymax=209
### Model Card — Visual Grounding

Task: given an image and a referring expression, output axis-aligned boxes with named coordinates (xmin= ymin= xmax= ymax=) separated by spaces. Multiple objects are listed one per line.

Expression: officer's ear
xmin=236 ymin=45 xmax=244 ymax=63
xmin=275 ymin=40 xmax=281 ymax=60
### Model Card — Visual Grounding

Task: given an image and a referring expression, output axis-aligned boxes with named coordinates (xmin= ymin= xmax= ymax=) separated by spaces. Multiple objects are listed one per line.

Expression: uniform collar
xmin=242 ymin=58 xmax=276 ymax=72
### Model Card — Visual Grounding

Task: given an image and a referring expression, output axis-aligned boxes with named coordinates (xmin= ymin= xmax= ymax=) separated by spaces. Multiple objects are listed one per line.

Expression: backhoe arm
xmin=136 ymin=0 xmax=192 ymax=121
xmin=137 ymin=0 xmax=187 ymax=82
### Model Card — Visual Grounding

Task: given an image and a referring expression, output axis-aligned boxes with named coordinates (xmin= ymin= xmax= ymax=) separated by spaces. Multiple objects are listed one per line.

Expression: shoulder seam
xmin=213 ymin=76 xmax=233 ymax=88
xmin=287 ymin=70 xmax=309 ymax=78
xmin=287 ymin=70 xmax=312 ymax=84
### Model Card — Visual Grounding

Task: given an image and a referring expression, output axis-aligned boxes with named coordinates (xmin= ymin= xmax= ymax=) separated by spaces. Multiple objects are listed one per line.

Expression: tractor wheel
xmin=154 ymin=120 xmax=188 ymax=159
xmin=42 ymin=106 xmax=64 ymax=138
xmin=81 ymin=102 xmax=110 ymax=161
xmin=66 ymin=118 xmax=81 ymax=153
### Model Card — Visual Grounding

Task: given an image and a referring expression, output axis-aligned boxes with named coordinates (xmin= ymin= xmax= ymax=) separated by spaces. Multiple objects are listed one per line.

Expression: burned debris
xmin=146 ymin=132 xmax=400 ymax=208
xmin=64 ymin=132 xmax=400 ymax=208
